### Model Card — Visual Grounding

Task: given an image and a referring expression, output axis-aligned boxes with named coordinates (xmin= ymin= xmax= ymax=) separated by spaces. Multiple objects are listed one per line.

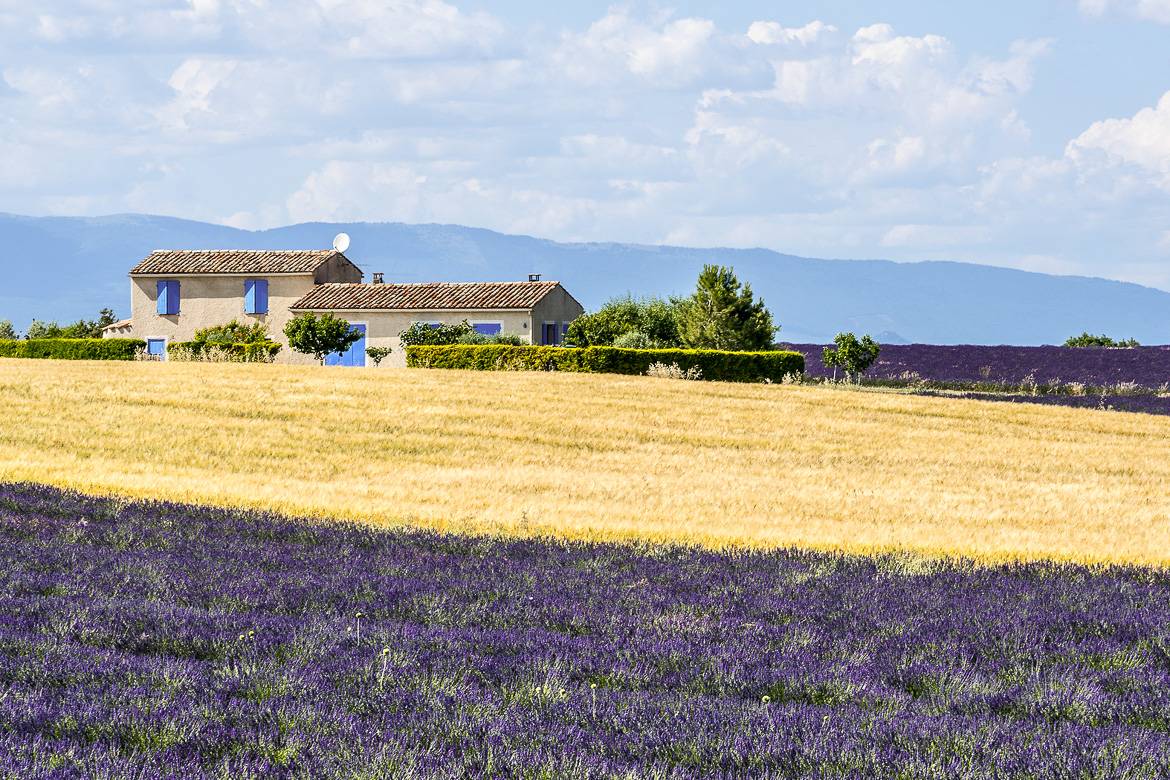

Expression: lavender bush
xmin=4 ymin=482 xmax=1170 ymax=778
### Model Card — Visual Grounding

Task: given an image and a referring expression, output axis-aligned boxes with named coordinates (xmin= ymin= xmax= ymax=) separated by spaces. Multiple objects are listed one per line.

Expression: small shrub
xmin=194 ymin=320 xmax=270 ymax=345
xmin=366 ymin=346 xmax=393 ymax=367
xmin=167 ymin=342 xmax=281 ymax=363
xmin=399 ymin=321 xmax=474 ymax=348
xmin=0 ymin=338 xmax=144 ymax=361
xmin=1064 ymin=333 xmax=1140 ymax=348
xmin=646 ymin=362 xmax=703 ymax=381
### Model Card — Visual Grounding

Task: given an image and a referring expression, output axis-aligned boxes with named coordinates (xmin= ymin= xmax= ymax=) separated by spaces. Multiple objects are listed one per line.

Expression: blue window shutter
xmin=170 ymin=281 xmax=180 ymax=314
xmin=256 ymin=279 xmax=268 ymax=314
xmin=244 ymin=279 xmax=256 ymax=313
xmin=157 ymin=281 xmax=168 ymax=315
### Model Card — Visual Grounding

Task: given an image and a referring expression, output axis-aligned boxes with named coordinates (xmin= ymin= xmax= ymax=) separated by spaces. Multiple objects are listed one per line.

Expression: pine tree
xmin=674 ymin=265 xmax=776 ymax=351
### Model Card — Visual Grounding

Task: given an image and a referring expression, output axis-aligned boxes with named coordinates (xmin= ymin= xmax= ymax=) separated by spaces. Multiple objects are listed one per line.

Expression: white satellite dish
xmin=332 ymin=232 xmax=351 ymax=253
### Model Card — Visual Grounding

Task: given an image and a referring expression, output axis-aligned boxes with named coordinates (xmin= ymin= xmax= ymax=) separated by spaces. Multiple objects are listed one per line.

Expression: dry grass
xmin=1 ymin=359 xmax=1169 ymax=565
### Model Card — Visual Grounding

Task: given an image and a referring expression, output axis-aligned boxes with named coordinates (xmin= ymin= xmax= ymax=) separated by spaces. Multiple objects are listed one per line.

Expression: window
xmin=244 ymin=279 xmax=269 ymax=314
xmin=156 ymin=280 xmax=180 ymax=315
xmin=146 ymin=339 xmax=167 ymax=359
xmin=472 ymin=322 xmax=502 ymax=336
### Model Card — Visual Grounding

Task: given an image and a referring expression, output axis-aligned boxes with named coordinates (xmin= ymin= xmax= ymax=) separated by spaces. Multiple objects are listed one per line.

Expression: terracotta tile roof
xmin=101 ymin=318 xmax=133 ymax=330
xmin=130 ymin=250 xmax=345 ymax=275
xmin=291 ymin=281 xmax=561 ymax=311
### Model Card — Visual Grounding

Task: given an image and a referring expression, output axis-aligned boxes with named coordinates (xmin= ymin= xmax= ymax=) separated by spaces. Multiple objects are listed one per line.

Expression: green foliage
xmin=406 ymin=345 xmax=804 ymax=383
xmin=674 ymin=265 xmax=776 ymax=351
xmin=1063 ymin=332 xmax=1140 ymax=348
xmin=0 ymin=320 xmax=16 ymax=340
xmin=612 ymin=331 xmax=654 ymax=349
xmin=193 ymin=320 xmax=270 ymax=345
xmin=822 ymin=333 xmax=881 ymax=382
xmin=284 ymin=313 xmax=362 ymax=363
xmin=398 ymin=320 xmax=474 ymax=347
xmin=166 ymin=341 xmax=282 ymax=362
xmin=455 ymin=331 xmax=525 ymax=346
xmin=24 ymin=309 xmax=117 ymax=340
xmin=564 ymin=296 xmax=680 ymax=347
xmin=0 ymin=338 xmax=144 ymax=361
xmin=365 ymin=346 xmax=393 ymax=366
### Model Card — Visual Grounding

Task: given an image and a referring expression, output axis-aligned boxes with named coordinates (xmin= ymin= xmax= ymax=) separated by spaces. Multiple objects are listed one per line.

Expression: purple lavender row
xmin=3 ymin=482 xmax=1170 ymax=777
xmin=780 ymin=343 xmax=1170 ymax=388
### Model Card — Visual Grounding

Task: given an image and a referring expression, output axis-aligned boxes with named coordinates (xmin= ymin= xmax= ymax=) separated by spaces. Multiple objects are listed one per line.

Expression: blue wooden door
xmin=326 ymin=323 xmax=366 ymax=367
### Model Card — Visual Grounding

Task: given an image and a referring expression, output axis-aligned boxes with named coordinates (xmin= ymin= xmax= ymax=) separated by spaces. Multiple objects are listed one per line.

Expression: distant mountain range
xmin=2 ymin=211 xmax=1168 ymax=345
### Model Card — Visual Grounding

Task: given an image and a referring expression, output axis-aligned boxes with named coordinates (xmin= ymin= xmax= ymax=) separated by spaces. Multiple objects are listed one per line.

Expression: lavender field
xmin=780 ymin=343 xmax=1170 ymax=416
xmin=5 ymin=482 xmax=1170 ymax=778
xmin=781 ymin=343 xmax=1170 ymax=388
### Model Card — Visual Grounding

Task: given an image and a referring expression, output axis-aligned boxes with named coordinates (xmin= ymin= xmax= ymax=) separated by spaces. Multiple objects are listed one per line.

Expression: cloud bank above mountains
xmin=0 ymin=1 xmax=1168 ymax=287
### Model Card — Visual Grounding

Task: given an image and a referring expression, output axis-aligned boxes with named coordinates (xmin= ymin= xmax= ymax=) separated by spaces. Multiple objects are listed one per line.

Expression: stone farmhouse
xmin=104 ymin=248 xmax=584 ymax=367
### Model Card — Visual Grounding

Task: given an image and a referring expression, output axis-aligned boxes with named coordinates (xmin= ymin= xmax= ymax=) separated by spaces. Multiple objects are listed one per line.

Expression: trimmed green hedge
xmin=167 ymin=341 xmax=282 ymax=362
xmin=406 ymin=344 xmax=805 ymax=382
xmin=0 ymin=338 xmax=144 ymax=360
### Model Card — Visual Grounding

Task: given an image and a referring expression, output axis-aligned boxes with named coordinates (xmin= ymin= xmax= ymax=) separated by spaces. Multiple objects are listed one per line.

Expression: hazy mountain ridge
xmin=2 ymin=212 xmax=1167 ymax=345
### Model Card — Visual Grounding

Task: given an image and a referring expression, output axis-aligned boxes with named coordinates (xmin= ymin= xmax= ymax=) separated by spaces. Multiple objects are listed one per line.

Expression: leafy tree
xmin=365 ymin=346 xmax=393 ymax=366
xmin=398 ymin=320 xmax=474 ymax=347
xmin=1064 ymin=332 xmax=1139 ymax=348
xmin=0 ymin=320 xmax=17 ymax=340
xmin=284 ymin=313 xmax=362 ymax=364
xmin=94 ymin=308 xmax=118 ymax=334
xmin=674 ymin=265 xmax=776 ymax=351
xmin=822 ymin=332 xmax=881 ymax=382
xmin=564 ymin=296 xmax=680 ymax=348
xmin=194 ymin=320 xmax=270 ymax=345
xmin=25 ymin=309 xmax=118 ymax=339
xmin=25 ymin=320 xmax=61 ymax=339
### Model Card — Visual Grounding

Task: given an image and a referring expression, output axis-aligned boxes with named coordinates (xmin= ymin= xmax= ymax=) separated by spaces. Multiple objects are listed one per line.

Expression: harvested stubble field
xmin=5 ymin=483 xmax=1170 ymax=777
xmin=1 ymin=359 xmax=1170 ymax=565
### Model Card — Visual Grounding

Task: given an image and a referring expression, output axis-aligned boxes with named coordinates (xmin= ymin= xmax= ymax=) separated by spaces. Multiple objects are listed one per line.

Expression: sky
xmin=1 ymin=1 xmax=1169 ymax=287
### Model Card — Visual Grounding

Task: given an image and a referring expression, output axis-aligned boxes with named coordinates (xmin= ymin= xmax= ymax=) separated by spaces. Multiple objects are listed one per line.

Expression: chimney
xmin=372 ymin=272 xmax=384 ymax=284
xmin=528 ymin=273 xmax=542 ymax=282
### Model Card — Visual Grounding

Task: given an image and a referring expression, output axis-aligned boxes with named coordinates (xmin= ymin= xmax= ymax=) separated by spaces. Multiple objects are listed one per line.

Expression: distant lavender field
xmin=781 ymin=343 xmax=1170 ymax=388
xmin=4 ymin=483 xmax=1170 ymax=778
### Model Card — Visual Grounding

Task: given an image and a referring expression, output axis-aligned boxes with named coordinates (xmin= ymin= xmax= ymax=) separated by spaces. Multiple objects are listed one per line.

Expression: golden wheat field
xmin=2 ymin=358 xmax=1169 ymax=565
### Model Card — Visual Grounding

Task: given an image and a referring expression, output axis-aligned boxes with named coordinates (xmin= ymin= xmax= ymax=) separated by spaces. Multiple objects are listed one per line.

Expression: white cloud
xmin=551 ymin=10 xmax=766 ymax=89
xmin=1079 ymin=0 xmax=1170 ymax=22
xmin=9 ymin=0 xmax=505 ymax=58
xmin=746 ymin=20 xmax=837 ymax=46
xmin=1066 ymin=90 xmax=1170 ymax=189
xmin=158 ymin=59 xmax=238 ymax=130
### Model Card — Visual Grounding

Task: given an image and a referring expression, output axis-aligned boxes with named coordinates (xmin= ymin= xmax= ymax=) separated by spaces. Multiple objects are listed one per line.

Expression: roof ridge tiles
xmin=290 ymin=279 xmax=561 ymax=311
xmin=130 ymin=248 xmax=344 ymax=275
